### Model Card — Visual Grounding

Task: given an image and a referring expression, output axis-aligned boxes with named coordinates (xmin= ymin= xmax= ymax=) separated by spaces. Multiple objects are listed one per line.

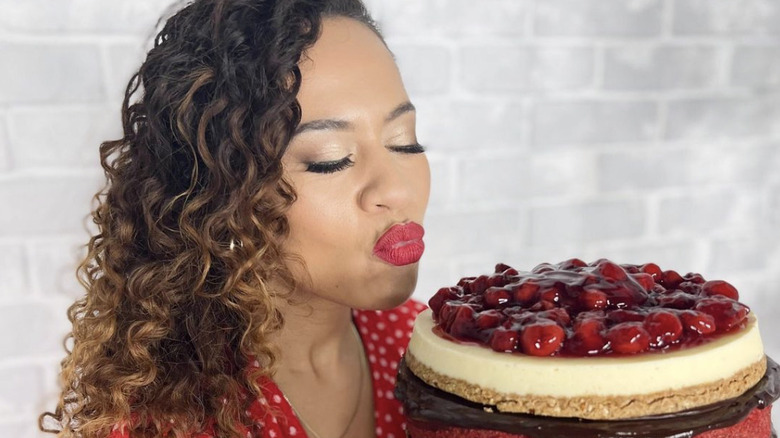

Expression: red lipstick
xmin=373 ymin=222 xmax=425 ymax=266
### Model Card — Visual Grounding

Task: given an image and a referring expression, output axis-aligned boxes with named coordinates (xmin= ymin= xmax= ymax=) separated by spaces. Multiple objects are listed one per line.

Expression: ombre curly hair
xmin=39 ymin=1 xmax=381 ymax=437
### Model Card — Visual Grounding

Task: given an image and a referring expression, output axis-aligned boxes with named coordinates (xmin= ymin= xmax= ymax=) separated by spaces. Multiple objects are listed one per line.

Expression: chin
xmin=364 ymin=266 xmax=419 ymax=310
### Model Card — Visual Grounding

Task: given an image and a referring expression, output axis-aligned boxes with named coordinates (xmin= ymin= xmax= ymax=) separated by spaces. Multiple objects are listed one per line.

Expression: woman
xmin=39 ymin=0 xmax=430 ymax=437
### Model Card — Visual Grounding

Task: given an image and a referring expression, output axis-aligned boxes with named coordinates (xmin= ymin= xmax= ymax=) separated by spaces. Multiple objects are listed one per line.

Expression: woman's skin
xmin=269 ymin=16 xmax=431 ymax=438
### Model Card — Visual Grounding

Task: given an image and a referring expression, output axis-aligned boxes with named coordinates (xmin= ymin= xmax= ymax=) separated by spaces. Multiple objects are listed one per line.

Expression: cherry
xmin=660 ymin=270 xmax=684 ymax=289
xmin=429 ymin=287 xmax=460 ymax=317
xmin=679 ymin=310 xmax=716 ymax=335
xmin=540 ymin=287 xmax=561 ymax=304
xmin=532 ymin=263 xmax=555 ymax=274
xmin=631 ymin=273 xmax=655 ymax=291
xmin=596 ymin=260 xmax=628 ymax=281
xmin=580 ymin=288 xmax=608 ymax=310
xmin=570 ymin=318 xmax=607 ymax=354
xmin=695 ymin=296 xmax=748 ymax=330
xmin=495 ymin=263 xmax=513 ymax=274
xmin=640 ymin=263 xmax=663 ymax=279
xmin=606 ymin=322 xmax=651 ymax=354
xmin=484 ymin=287 xmax=512 ymax=308
xmin=558 ymin=258 xmax=588 ymax=270
xmin=462 ymin=275 xmax=490 ymax=294
xmin=684 ymin=273 xmax=706 ymax=284
xmin=701 ymin=280 xmax=739 ymax=300
xmin=489 ymin=328 xmax=519 ymax=352
xmin=607 ymin=309 xmax=645 ymax=323
xmin=475 ymin=309 xmax=504 ymax=329
xmin=511 ymin=282 xmax=540 ymax=303
xmin=656 ymin=291 xmax=696 ymax=309
xmin=537 ymin=308 xmax=571 ymax=326
xmin=448 ymin=305 xmax=477 ymax=337
xmin=644 ymin=310 xmax=683 ymax=348
xmin=520 ymin=321 xmax=565 ymax=356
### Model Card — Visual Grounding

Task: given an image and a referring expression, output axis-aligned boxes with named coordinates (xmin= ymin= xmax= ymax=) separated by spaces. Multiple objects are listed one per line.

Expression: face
xmin=281 ymin=17 xmax=430 ymax=310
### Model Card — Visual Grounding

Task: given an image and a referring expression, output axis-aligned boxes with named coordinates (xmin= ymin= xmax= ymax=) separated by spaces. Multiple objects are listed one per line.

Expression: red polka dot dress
xmin=108 ymin=299 xmax=428 ymax=438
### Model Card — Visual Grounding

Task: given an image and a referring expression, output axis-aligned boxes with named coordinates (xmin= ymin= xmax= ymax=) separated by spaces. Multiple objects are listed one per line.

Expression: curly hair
xmin=39 ymin=1 xmax=381 ymax=437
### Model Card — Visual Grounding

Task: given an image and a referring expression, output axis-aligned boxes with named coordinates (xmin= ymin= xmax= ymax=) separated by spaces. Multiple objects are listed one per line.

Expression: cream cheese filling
xmin=407 ymin=309 xmax=764 ymax=397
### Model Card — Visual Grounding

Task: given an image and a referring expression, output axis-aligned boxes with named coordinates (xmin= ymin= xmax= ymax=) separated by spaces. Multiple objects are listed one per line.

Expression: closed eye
xmin=388 ymin=143 xmax=426 ymax=154
xmin=305 ymin=156 xmax=354 ymax=174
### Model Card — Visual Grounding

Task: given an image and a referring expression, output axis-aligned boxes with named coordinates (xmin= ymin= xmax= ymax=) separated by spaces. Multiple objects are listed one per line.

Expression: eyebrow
xmin=293 ymin=101 xmax=416 ymax=136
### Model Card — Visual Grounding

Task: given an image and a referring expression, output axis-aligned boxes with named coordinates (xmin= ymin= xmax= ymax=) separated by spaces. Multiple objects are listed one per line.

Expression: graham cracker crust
xmin=405 ymin=352 xmax=767 ymax=420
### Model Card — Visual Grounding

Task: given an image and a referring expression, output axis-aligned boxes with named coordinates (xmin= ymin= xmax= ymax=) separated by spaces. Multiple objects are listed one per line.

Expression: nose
xmin=358 ymin=150 xmax=423 ymax=214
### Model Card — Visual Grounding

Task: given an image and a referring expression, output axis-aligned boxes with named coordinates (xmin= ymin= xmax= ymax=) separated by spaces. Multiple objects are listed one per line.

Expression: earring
xmin=229 ymin=238 xmax=244 ymax=251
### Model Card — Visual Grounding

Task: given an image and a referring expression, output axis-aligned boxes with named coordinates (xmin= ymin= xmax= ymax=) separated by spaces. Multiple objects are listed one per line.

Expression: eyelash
xmin=305 ymin=143 xmax=426 ymax=174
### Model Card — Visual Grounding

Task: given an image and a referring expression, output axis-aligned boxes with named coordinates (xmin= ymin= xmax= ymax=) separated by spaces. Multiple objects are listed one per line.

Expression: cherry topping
xmin=660 ymin=270 xmax=685 ymax=289
xmin=694 ymin=296 xmax=748 ymax=330
xmin=484 ymin=287 xmax=511 ymax=308
xmin=520 ymin=321 xmax=565 ymax=356
xmin=640 ymin=263 xmax=663 ymax=279
xmin=680 ymin=310 xmax=716 ymax=335
xmin=606 ymin=322 xmax=651 ymax=354
xmin=476 ymin=309 xmax=505 ymax=329
xmin=701 ymin=280 xmax=739 ymax=300
xmin=596 ymin=260 xmax=627 ymax=281
xmin=644 ymin=310 xmax=683 ymax=348
xmin=490 ymin=328 xmax=519 ymax=352
xmin=429 ymin=286 xmax=460 ymax=316
xmin=431 ymin=259 xmax=750 ymax=357
xmin=580 ymin=289 xmax=609 ymax=310
xmin=631 ymin=273 xmax=655 ymax=291
xmin=511 ymin=282 xmax=540 ymax=304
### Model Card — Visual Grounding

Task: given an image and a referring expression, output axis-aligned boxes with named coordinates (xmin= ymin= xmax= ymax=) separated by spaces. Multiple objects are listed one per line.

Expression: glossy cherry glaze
xmin=428 ymin=258 xmax=751 ymax=357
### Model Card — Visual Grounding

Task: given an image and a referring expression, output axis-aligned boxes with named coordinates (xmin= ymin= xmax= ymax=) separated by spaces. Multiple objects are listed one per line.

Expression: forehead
xmin=296 ymin=17 xmax=408 ymax=122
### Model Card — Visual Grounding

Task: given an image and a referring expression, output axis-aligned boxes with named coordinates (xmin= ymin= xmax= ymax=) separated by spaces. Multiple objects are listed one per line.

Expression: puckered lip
xmin=373 ymin=221 xmax=425 ymax=266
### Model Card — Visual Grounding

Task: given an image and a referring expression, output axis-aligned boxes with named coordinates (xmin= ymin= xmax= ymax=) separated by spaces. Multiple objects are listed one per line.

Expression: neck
xmin=270 ymin=293 xmax=357 ymax=377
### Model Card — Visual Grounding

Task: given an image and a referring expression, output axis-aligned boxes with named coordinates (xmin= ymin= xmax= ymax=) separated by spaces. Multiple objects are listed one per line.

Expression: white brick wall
xmin=1 ymin=0 xmax=779 ymax=435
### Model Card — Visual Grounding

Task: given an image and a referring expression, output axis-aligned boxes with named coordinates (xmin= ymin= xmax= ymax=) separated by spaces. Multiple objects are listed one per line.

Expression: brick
xmin=533 ymin=100 xmax=658 ymax=147
xmin=415 ymin=99 xmax=527 ymax=151
xmin=380 ymin=0 xmax=529 ymax=36
xmin=391 ymin=44 xmax=451 ymax=96
xmin=0 ymin=0 xmax=176 ymax=33
xmin=8 ymin=107 xmax=120 ymax=169
xmin=459 ymin=45 xmax=594 ymax=93
xmin=603 ymin=45 xmax=720 ymax=90
xmin=0 ymin=303 xmax=68 ymax=357
xmin=688 ymin=141 xmax=780 ymax=185
xmin=731 ymin=45 xmax=780 ymax=89
xmin=106 ymin=41 xmax=148 ymax=103
xmin=534 ymin=0 xmax=662 ymax=37
xmin=581 ymin=242 xmax=699 ymax=272
xmin=0 ymin=364 xmax=44 ymax=411
xmin=658 ymin=192 xmax=756 ymax=235
xmin=529 ymin=199 xmax=647 ymax=246
xmin=423 ymin=209 xmax=526 ymax=259
xmin=29 ymin=240 xmax=86 ymax=299
xmin=0 ymin=43 xmax=103 ymax=104
xmin=673 ymin=0 xmax=780 ymax=35
xmin=708 ymin=238 xmax=770 ymax=273
xmin=597 ymin=148 xmax=691 ymax=192
xmin=0 ymin=175 xmax=103 ymax=237
xmin=665 ymin=96 xmax=780 ymax=141
xmin=0 ymin=244 xmax=28 ymax=296
xmin=459 ymin=151 xmax=592 ymax=203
